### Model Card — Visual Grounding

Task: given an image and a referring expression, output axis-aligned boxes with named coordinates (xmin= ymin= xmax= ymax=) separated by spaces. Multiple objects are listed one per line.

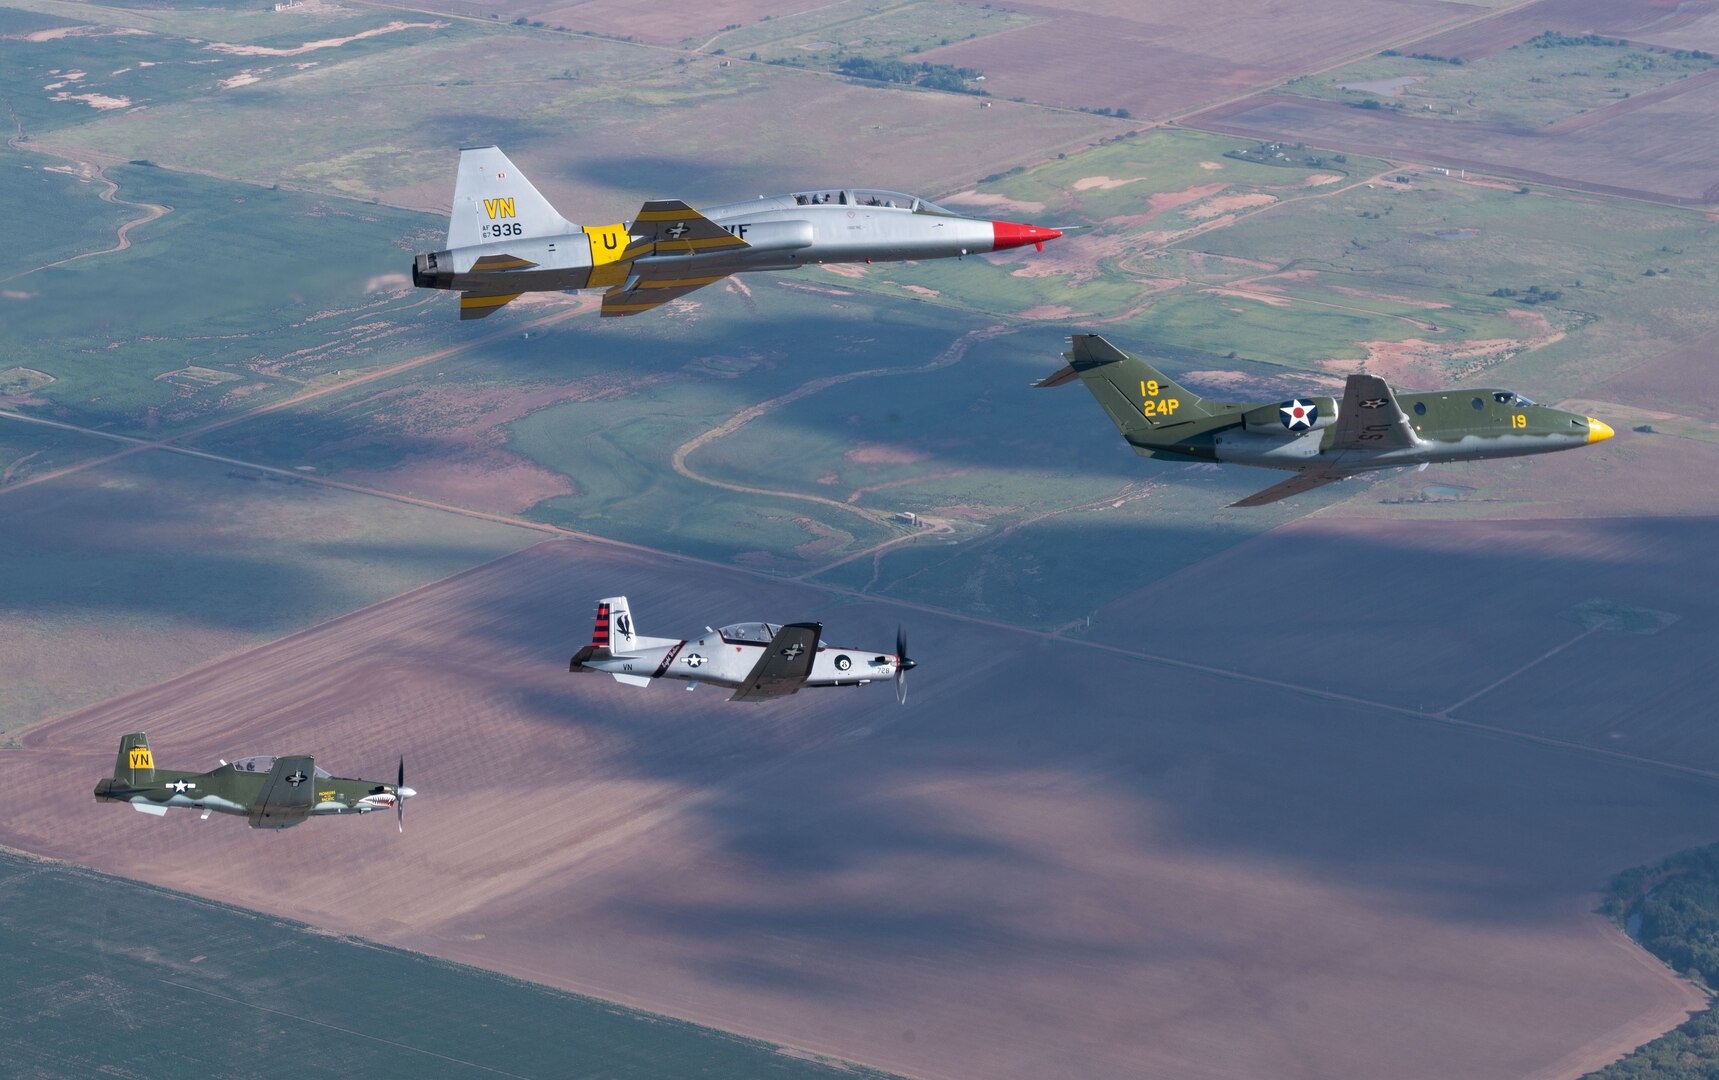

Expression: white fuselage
xmin=583 ymin=631 xmax=901 ymax=691
xmin=431 ymin=193 xmax=1020 ymax=292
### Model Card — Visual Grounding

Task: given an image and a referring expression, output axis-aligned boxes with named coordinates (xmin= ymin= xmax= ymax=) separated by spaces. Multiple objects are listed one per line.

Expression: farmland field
xmin=1187 ymin=86 xmax=1719 ymax=204
xmin=0 ymin=851 xmax=884 ymax=1078
xmin=1 ymin=540 xmax=1711 ymax=1080
xmin=1283 ymin=36 xmax=1719 ymax=129
xmin=38 ymin=14 xmax=1115 ymax=212
xmin=9 ymin=0 xmax=1719 ymax=1074
xmin=700 ymin=0 xmax=1037 ymax=70
xmin=0 ymin=448 xmax=538 ymax=734
xmin=914 ymin=0 xmax=1498 ymax=117
xmin=0 ymin=152 xmax=458 ymax=438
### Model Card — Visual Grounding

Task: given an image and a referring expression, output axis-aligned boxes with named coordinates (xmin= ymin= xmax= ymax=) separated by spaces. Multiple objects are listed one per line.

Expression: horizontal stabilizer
xmin=459 ymin=292 xmax=522 ymax=320
xmin=131 ymin=801 xmax=169 ymax=817
xmin=469 ymin=253 xmax=539 ymax=272
xmin=1033 ymin=363 xmax=1081 ymax=389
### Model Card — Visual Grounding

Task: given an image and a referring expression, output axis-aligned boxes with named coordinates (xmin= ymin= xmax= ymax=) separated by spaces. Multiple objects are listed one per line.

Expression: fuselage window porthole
xmin=1414 ymin=402 xmax=1426 ymax=416
xmin=1472 ymin=397 xmax=1485 ymax=410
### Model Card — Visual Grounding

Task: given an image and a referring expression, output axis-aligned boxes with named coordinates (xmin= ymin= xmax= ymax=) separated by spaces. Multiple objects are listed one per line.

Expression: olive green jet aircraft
xmin=1039 ymin=334 xmax=1615 ymax=506
xmin=93 ymin=733 xmax=416 ymax=831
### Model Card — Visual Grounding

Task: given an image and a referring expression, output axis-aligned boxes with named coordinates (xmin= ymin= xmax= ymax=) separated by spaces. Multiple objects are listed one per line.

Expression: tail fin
xmin=115 ymin=733 xmax=154 ymax=786
xmin=1039 ymin=334 xmax=1214 ymax=436
xmin=595 ymin=596 xmax=637 ymax=652
xmin=448 ymin=146 xmax=575 ymax=249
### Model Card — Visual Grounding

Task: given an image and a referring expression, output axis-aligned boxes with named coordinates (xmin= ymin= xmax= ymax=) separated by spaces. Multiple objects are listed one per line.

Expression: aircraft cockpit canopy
xmin=719 ymin=622 xmax=781 ymax=644
xmin=228 ymin=755 xmax=332 ymax=778
xmin=789 ymin=190 xmax=955 ymax=216
xmin=1492 ymin=391 xmax=1536 ymax=407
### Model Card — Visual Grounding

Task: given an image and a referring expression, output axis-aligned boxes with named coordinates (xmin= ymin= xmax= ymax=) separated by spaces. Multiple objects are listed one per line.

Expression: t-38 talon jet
xmin=569 ymin=596 xmax=916 ymax=703
xmin=1040 ymin=333 xmax=1615 ymax=506
xmin=94 ymin=734 xmax=416 ymax=831
xmin=412 ymin=146 xmax=1063 ymax=319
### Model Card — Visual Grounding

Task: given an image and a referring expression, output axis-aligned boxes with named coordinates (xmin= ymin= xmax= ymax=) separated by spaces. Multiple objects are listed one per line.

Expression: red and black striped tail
xmin=592 ymin=603 xmax=611 ymax=647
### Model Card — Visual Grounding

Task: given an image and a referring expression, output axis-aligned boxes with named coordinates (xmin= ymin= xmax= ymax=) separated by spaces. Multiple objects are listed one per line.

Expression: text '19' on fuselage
xmin=1041 ymin=334 xmax=1614 ymax=506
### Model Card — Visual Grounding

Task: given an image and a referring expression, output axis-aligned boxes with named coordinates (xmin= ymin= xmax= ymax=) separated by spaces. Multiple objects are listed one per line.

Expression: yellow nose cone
xmin=1587 ymin=418 xmax=1614 ymax=444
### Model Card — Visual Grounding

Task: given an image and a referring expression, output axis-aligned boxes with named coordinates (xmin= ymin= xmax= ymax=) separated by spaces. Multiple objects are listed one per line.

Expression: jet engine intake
xmin=1242 ymin=396 xmax=1337 ymax=435
xmin=721 ymin=219 xmax=814 ymax=254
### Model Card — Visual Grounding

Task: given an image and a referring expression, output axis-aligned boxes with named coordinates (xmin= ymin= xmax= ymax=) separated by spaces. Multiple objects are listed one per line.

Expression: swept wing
xmin=1230 ymin=472 xmax=1345 ymax=507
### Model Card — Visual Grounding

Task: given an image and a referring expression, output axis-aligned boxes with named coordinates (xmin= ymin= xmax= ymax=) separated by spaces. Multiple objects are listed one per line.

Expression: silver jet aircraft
xmin=569 ymin=597 xmax=916 ymax=702
xmin=413 ymin=146 xmax=1063 ymax=319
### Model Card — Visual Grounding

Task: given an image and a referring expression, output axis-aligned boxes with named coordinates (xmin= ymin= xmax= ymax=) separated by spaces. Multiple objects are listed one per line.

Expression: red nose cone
xmin=990 ymin=221 xmax=1064 ymax=252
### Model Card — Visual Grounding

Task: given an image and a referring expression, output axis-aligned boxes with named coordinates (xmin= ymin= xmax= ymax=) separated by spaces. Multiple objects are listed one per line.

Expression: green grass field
xmin=1282 ymin=38 xmax=1717 ymax=128
xmin=0 ymin=0 xmax=459 ymax=136
xmin=0 ymin=146 xmax=133 ymax=280
xmin=0 ymin=850 xmax=889 ymax=1078
xmin=702 ymin=0 xmax=1036 ymax=70
xmin=2 ymin=152 xmax=454 ymax=438
xmin=0 ymin=418 xmax=116 ymax=488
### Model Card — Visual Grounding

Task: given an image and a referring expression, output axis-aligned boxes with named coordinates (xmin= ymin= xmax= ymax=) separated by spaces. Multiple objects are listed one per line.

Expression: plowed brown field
xmin=3 ymin=539 xmax=1711 ymax=1080
xmin=916 ymin=0 xmax=1485 ymax=118
xmin=1185 ymin=87 xmax=1719 ymax=204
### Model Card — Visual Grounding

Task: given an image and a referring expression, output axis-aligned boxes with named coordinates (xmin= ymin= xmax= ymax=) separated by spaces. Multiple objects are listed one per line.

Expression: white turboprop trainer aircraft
xmin=569 ymin=597 xmax=915 ymax=703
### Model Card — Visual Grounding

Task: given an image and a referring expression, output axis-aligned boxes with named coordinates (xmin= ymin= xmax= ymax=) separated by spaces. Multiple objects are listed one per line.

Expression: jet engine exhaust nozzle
xmin=413 ymin=251 xmax=455 ymax=290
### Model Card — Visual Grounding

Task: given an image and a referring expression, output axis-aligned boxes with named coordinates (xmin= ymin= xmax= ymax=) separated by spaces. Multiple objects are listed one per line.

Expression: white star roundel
xmin=1279 ymin=399 xmax=1319 ymax=430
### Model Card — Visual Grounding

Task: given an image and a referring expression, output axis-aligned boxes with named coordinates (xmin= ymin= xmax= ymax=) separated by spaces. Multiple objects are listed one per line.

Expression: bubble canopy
xmin=227 ymin=755 xmax=332 ymax=779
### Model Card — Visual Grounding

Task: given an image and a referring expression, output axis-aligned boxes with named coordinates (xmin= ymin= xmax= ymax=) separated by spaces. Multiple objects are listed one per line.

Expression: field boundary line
xmin=1442 ymin=625 xmax=1600 ymax=716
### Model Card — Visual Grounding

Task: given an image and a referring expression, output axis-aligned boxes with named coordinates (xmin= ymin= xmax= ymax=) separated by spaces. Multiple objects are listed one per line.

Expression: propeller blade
xmin=895 ymin=625 xmax=910 ymax=705
xmin=397 ymin=756 xmax=405 ymax=833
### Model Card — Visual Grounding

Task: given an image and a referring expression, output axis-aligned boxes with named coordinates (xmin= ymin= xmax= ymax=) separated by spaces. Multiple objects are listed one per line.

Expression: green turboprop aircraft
xmin=93 ymin=733 xmax=416 ymax=831
xmin=1039 ymin=334 xmax=1614 ymax=506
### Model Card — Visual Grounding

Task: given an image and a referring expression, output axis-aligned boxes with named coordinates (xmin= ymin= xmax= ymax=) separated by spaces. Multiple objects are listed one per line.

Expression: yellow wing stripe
xmin=634 ymin=208 xmax=711 ymax=222
xmin=660 ymin=235 xmax=747 ymax=251
xmin=460 ymin=292 xmax=523 ymax=309
xmin=638 ymin=276 xmax=726 ymax=289
xmin=470 ymin=254 xmax=538 ymax=271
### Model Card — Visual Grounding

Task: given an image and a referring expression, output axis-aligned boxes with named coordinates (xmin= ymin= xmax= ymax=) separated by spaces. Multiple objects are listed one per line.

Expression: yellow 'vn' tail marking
xmin=129 ymin=748 xmax=153 ymax=770
xmin=482 ymin=197 xmax=516 ymax=220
